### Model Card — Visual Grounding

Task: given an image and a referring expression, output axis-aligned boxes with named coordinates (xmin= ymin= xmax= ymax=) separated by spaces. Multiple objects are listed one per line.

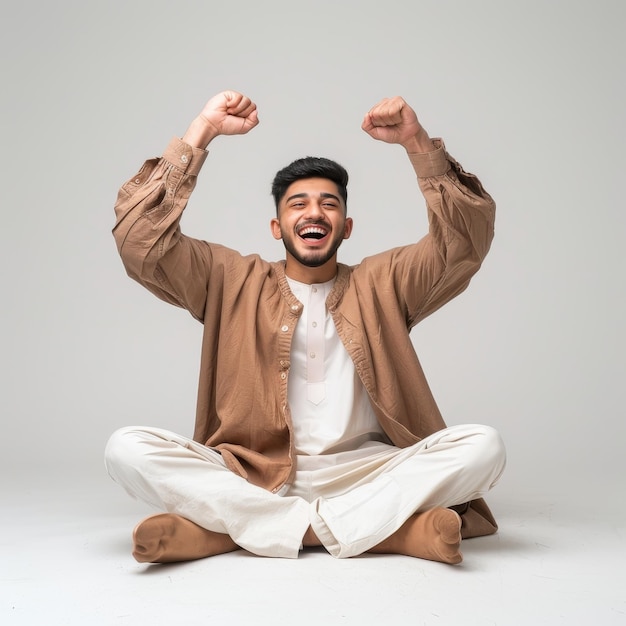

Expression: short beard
xmin=282 ymin=230 xmax=345 ymax=268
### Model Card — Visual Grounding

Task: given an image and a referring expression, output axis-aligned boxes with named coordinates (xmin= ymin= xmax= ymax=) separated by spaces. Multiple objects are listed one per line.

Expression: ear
xmin=270 ymin=217 xmax=282 ymax=240
xmin=343 ymin=217 xmax=354 ymax=240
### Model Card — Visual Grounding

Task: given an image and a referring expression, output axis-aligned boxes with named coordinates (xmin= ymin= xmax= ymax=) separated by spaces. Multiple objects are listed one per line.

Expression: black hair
xmin=271 ymin=156 xmax=349 ymax=213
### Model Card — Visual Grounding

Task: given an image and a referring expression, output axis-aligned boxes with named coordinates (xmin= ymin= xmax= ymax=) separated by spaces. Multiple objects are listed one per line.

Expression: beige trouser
xmin=104 ymin=424 xmax=505 ymax=559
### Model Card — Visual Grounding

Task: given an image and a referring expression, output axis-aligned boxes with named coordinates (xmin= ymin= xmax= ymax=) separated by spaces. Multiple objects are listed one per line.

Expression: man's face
xmin=270 ymin=178 xmax=353 ymax=270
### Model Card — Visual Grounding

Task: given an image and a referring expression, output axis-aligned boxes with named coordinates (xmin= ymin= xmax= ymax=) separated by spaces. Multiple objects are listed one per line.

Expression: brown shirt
xmin=113 ymin=137 xmax=498 ymax=536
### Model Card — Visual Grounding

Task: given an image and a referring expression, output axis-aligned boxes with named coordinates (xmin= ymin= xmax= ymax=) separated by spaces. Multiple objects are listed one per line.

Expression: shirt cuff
xmin=407 ymin=139 xmax=451 ymax=178
xmin=162 ymin=136 xmax=209 ymax=176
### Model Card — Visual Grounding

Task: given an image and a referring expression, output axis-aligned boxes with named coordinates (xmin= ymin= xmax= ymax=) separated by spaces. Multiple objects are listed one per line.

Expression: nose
xmin=305 ymin=199 xmax=324 ymax=220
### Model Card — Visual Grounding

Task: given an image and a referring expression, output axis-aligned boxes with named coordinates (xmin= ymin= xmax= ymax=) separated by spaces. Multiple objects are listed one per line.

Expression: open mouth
xmin=297 ymin=224 xmax=330 ymax=243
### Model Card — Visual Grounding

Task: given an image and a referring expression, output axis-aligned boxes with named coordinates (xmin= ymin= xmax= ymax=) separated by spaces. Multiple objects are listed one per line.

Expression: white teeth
xmin=299 ymin=226 xmax=327 ymax=237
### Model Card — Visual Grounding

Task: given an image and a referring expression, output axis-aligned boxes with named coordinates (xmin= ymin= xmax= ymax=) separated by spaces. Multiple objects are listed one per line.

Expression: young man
xmin=106 ymin=90 xmax=505 ymax=565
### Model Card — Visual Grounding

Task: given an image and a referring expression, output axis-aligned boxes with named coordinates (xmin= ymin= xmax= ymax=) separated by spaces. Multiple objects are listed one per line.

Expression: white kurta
xmin=285 ymin=277 xmax=392 ymax=469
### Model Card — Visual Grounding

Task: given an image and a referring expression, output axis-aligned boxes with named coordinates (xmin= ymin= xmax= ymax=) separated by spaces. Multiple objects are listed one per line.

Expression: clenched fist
xmin=184 ymin=90 xmax=259 ymax=149
xmin=362 ymin=97 xmax=434 ymax=153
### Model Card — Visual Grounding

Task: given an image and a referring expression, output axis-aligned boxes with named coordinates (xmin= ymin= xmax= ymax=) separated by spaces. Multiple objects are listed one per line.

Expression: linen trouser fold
xmin=104 ymin=424 xmax=505 ymax=559
xmin=306 ymin=423 xmax=506 ymax=558
xmin=104 ymin=427 xmax=310 ymax=558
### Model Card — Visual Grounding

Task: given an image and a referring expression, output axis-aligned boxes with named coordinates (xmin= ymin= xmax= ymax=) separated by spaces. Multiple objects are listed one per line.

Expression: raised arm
xmin=360 ymin=96 xmax=495 ymax=326
xmin=113 ymin=91 xmax=258 ymax=319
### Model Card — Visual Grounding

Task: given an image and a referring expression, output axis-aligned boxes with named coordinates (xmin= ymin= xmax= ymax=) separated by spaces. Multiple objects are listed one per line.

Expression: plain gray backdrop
xmin=2 ymin=0 xmax=624 ymax=514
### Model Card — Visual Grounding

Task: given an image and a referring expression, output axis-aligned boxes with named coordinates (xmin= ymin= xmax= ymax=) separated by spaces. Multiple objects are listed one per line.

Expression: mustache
xmin=295 ymin=219 xmax=331 ymax=233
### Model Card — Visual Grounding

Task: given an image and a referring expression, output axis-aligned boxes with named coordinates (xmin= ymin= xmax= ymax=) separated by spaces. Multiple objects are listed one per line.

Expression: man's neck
xmin=284 ymin=257 xmax=338 ymax=284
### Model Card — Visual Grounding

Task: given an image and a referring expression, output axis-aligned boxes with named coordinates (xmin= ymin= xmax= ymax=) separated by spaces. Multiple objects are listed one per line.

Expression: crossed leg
xmin=109 ymin=424 xmax=504 ymax=564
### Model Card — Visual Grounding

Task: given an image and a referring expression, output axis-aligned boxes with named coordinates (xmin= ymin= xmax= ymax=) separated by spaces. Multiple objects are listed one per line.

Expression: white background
xmin=2 ymin=0 xmax=624 ymax=512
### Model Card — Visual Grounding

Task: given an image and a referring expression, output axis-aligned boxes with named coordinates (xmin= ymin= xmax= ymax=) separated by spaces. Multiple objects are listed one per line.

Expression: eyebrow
xmin=285 ymin=192 xmax=341 ymax=203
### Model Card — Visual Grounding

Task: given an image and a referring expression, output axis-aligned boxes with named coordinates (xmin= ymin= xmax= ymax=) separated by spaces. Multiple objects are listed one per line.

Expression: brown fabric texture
xmin=451 ymin=499 xmax=499 ymax=539
xmin=113 ymin=137 xmax=498 ymax=536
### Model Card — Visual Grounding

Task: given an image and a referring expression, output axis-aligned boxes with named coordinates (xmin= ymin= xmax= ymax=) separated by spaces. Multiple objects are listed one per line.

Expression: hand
xmin=184 ymin=90 xmax=259 ymax=149
xmin=361 ymin=97 xmax=433 ymax=152
xmin=199 ymin=91 xmax=259 ymax=136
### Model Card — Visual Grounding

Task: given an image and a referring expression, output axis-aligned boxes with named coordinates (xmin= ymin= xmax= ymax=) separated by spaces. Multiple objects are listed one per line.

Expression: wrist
xmin=182 ymin=116 xmax=219 ymax=150
xmin=402 ymin=128 xmax=435 ymax=154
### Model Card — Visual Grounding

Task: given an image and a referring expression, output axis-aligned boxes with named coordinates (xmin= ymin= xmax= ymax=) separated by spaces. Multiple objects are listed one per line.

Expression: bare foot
xmin=369 ymin=507 xmax=463 ymax=564
xmin=132 ymin=513 xmax=239 ymax=563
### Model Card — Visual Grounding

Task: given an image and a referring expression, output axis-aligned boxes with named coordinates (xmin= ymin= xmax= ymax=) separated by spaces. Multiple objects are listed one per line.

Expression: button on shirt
xmin=286 ymin=277 xmax=390 ymax=467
